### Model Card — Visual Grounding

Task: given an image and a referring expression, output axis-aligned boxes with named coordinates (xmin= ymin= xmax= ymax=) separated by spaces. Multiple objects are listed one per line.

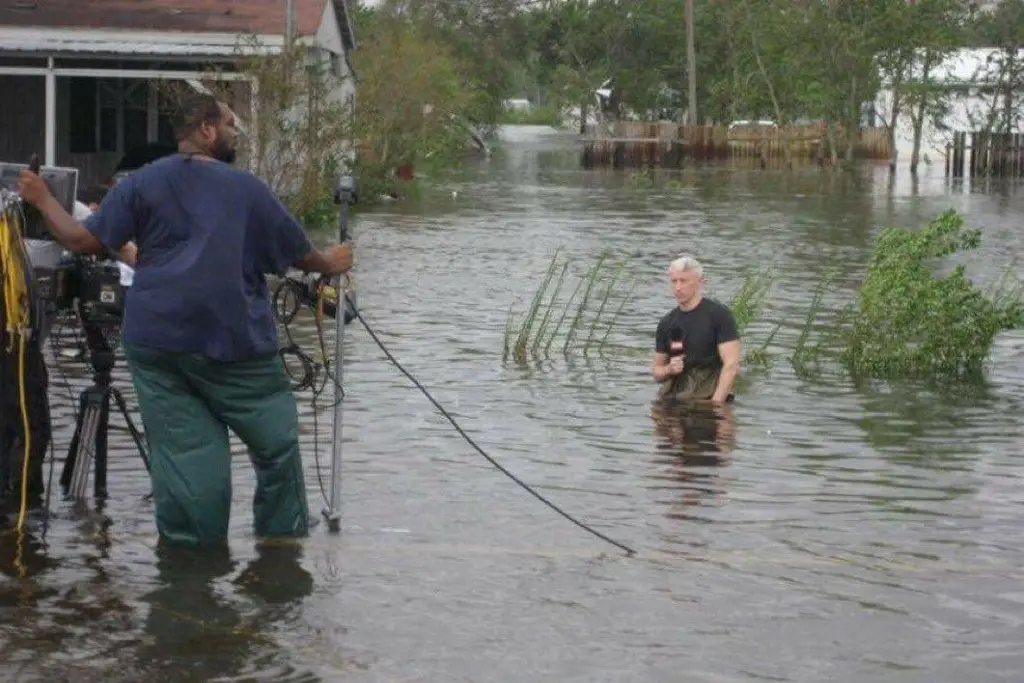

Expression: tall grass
xmin=728 ymin=267 xmax=773 ymax=333
xmin=790 ymin=262 xmax=841 ymax=375
xmin=504 ymin=250 xmax=633 ymax=362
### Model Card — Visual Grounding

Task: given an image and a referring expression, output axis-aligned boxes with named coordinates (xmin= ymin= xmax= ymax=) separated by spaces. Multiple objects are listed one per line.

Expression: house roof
xmin=0 ymin=0 xmax=354 ymax=50
xmin=0 ymin=26 xmax=282 ymax=58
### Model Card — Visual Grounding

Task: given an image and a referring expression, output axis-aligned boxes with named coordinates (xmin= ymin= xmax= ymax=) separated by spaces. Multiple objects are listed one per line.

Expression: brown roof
xmin=0 ymin=0 xmax=353 ymax=45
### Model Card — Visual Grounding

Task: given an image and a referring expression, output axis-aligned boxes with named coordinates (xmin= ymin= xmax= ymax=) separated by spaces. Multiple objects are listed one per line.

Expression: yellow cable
xmin=0 ymin=205 xmax=33 ymax=533
xmin=16 ymin=333 xmax=31 ymax=531
xmin=2 ymin=214 xmax=30 ymax=352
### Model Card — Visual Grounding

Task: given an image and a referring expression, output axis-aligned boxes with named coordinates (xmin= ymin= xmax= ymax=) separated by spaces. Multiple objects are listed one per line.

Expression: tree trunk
xmin=887 ymin=72 xmax=904 ymax=172
xmin=685 ymin=0 xmax=697 ymax=125
xmin=910 ymin=107 xmax=924 ymax=175
xmin=825 ymin=125 xmax=838 ymax=166
xmin=910 ymin=59 xmax=931 ymax=175
xmin=845 ymin=75 xmax=859 ymax=164
xmin=751 ymin=37 xmax=791 ymax=168
xmin=726 ymin=11 xmax=739 ymax=123
xmin=1002 ymin=52 xmax=1015 ymax=133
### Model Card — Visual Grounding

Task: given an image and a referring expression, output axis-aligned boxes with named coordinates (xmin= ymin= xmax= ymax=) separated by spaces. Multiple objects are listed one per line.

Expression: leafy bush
xmin=840 ymin=209 xmax=1024 ymax=378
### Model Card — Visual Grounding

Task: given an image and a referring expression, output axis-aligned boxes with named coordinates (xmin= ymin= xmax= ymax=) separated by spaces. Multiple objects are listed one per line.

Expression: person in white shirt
xmin=76 ymin=185 xmax=136 ymax=285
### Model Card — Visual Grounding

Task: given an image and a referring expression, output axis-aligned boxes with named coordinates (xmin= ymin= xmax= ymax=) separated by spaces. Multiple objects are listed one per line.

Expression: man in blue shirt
xmin=18 ymin=94 xmax=353 ymax=547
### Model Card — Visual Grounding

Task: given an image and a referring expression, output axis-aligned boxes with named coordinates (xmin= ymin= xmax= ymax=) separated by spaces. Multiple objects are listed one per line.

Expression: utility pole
xmin=685 ymin=0 xmax=697 ymax=125
xmin=285 ymin=0 xmax=295 ymax=47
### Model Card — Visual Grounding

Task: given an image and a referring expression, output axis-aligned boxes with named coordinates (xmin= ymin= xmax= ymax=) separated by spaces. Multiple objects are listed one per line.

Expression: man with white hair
xmin=651 ymin=254 xmax=741 ymax=403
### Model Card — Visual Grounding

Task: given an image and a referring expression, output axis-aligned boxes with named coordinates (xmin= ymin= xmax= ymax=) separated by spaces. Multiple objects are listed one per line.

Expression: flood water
xmin=3 ymin=125 xmax=1024 ymax=682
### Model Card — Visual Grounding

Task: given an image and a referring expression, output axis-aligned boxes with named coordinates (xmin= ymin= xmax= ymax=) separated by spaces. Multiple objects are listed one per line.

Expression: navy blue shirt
xmin=84 ymin=154 xmax=314 ymax=361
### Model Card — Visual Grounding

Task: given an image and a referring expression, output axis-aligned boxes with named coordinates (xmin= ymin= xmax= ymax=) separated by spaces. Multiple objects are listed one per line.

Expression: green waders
xmin=124 ymin=344 xmax=309 ymax=548
xmin=658 ymin=365 xmax=722 ymax=402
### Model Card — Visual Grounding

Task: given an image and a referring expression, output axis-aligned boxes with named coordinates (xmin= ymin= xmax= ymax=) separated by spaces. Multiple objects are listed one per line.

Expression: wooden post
xmin=957 ymin=132 xmax=966 ymax=177
xmin=1013 ymin=133 xmax=1019 ymax=177
xmin=951 ymin=132 xmax=957 ymax=177
xmin=969 ymin=132 xmax=977 ymax=177
xmin=1011 ymin=132 xmax=1019 ymax=178
xmin=946 ymin=132 xmax=954 ymax=176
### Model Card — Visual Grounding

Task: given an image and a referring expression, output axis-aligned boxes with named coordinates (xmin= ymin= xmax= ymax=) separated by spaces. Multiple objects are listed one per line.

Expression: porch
xmin=0 ymin=30 xmax=265 ymax=187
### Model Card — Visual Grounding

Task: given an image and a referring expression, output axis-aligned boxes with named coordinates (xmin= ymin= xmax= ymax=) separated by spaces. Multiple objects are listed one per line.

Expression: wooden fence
xmin=947 ymin=131 xmax=1024 ymax=178
xmin=580 ymin=121 xmax=891 ymax=168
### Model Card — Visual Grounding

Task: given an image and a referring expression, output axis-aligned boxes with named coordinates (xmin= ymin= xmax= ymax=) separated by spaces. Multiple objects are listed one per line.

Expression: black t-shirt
xmin=654 ymin=298 xmax=739 ymax=372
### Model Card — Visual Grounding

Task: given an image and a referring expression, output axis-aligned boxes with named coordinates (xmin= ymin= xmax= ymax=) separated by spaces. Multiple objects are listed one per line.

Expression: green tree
xmin=965 ymin=0 xmax=1024 ymax=136
xmin=373 ymin=0 xmax=535 ymax=128
xmin=898 ymin=0 xmax=970 ymax=174
xmin=349 ymin=9 xmax=473 ymax=199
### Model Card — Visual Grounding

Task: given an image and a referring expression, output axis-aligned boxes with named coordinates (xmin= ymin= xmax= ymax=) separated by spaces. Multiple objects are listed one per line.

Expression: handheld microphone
xmin=668 ymin=325 xmax=685 ymax=358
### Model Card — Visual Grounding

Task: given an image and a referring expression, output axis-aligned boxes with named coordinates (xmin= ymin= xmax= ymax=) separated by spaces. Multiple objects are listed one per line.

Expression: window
xmin=123 ymin=80 xmax=149 ymax=151
xmin=69 ymin=77 xmax=98 ymax=153
xmin=156 ymin=87 xmax=177 ymax=145
xmin=69 ymin=78 xmax=176 ymax=154
xmin=98 ymin=80 xmax=120 ymax=152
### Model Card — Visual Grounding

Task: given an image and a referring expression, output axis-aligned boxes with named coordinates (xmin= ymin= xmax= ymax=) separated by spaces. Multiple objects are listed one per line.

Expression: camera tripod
xmin=59 ymin=320 xmax=149 ymax=502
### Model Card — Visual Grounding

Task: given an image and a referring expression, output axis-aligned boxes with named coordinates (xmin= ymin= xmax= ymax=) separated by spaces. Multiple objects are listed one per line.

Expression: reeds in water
xmin=503 ymin=249 xmax=633 ymax=363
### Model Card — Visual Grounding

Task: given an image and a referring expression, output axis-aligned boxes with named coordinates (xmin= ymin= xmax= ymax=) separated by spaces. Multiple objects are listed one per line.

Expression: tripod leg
xmin=60 ymin=389 xmax=90 ymax=493
xmin=68 ymin=402 xmax=100 ymax=501
xmin=94 ymin=390 xmax=110 ymax=501
xmin=111 ymin=389 xmax=150 ymax=473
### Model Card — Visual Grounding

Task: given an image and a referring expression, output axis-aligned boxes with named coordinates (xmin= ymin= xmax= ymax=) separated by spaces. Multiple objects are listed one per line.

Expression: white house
xmin=0 ymin=0 xmax=356 ymax=186
xmin=873 ymin=47 xmax=1024 ymax=165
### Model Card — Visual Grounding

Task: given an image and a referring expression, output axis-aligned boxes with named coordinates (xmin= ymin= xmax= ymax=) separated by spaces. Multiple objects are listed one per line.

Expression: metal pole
xmin=285 ymin=0 xmax=295 ymax=47
xmin=45 ymin=56 xmax=56 ymax=166
xmin=323 ymin=175 xmax=356 ymax=532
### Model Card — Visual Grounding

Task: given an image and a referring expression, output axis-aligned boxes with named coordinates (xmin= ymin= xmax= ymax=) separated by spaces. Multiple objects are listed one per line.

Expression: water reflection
xmin=133 ymin=542 xmax=315 ymax=682
xmin=649 ymin=400 xmax=736 ymax=522
xmin=852 ymin=375 xmax=999 ymax=460
xmin=0 ymin=531 xmax=55 ymax=584
xmin=651 ymin=399 xmax=737 ymax=458
xmin=0 ymin=527 xmax=133 ymax=677
xmin=0 ymin=528 xmax=316 ymax=682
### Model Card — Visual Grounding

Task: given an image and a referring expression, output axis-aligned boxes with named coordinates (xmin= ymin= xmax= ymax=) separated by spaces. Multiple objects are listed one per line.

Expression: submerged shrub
xmin=840 ymin=209 xmax=1024 ymax=379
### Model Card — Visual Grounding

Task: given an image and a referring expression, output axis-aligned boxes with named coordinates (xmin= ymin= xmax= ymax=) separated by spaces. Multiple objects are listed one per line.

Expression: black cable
xmin=40 ymin=311 xmax=88 ymax=535
xmin=341 ymin=292 xmax=636 ymax=556
xmin=40 ymin=378 xmax=57 ymax=538
xmin=272 ymin=276 xmax=634 ymax=555
xmin=39 ymin=314 xmax=76 ymax=535
xmin=272 ymin=277 xmax=341 ymax=508
xmin=50 ymin=313 xmax=83 ymax=413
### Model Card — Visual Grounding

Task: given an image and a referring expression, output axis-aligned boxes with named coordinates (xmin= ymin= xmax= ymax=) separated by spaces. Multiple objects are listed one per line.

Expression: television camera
xmin=1 ymin=159 xmax=144 ymax=505
xmin=0 ymin=162 xmax=125 ymax=339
